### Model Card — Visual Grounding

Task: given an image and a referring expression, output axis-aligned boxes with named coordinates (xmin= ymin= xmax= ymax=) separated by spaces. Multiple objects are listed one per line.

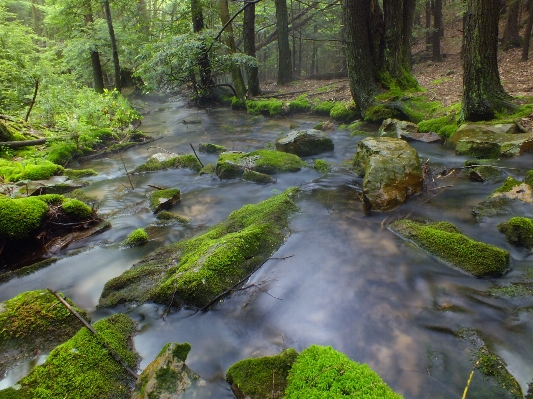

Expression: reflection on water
xmin=1 ymin=96 xmax=532 ymax=398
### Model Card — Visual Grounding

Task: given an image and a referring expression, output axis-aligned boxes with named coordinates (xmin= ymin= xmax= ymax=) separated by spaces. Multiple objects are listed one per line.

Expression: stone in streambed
xmin=275 ymin=129 xmax=334 ymax=157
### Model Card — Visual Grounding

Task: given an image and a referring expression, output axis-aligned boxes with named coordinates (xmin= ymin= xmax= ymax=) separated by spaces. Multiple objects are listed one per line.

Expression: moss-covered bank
xmin=98 ymin=188 xmax=300 ymax=309
xmin=389 ymin=220 xmax=509 ymax=277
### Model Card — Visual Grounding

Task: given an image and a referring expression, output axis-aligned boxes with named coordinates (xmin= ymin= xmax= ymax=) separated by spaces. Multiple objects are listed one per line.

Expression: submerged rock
xmin=275 ymin=129 xmax=334 ymax=157
xmin=450 ymin=124 xmax=533 ymax=158
xmin=353 ymin=137 xmax=423 ymax=211
xmin=0 ymin=313 xmax=139 ymax=399
xmin=498 ymin=217 xmax=533 ymax=249
xmin=389 ymin=220 xmax=509 ymax=277
xmin=226 ymin=349 xmax=299 ymax=399
xmin=199 ymin=143 xmax=226 ymax=154
xmin=149 ymin=188 xmax=181 ymax=213
xmin=98 ymin=188 xmax=299 ymax=309
xmin=132 ymin=343 xmax=204 ymax=399
xmin=215 ymin=150 xmax=306 ymax=180
xmin=132 ymin=153 xmax=202 ymax=173
xmin=0 ymin=290 xmax=88 ymax=377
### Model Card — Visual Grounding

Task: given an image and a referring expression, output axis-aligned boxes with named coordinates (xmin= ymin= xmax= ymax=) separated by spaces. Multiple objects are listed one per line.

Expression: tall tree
xmin=431 ymin=0 xmax=443 ymax=62
xmin=103 ymin=0 xmax=122 ymax=91
xmin=522 ymin=0 xmax=533 ymax=60
xmin=461 ymin=0 xmax=513 ymax=121
xmin=502 ymin=0 xmax=522 ymax=50
xmin=83 ymin=4 xmax=105 ymax=93
xmin=275 ymin=0 xmax=294 ymax=85
xmin=191 ymin=0 xmax=214 ymax=95
xmin=243 ymin=1 xmax=260 ymax=96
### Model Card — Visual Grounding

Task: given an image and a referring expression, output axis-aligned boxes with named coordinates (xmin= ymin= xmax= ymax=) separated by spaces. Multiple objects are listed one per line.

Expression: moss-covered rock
xmin=242 ymin=169 xmax=276 ymax=184
xmin=132 ymin=342 xmax=201 ymax=399
xmin=284 ymin=345 xmax=403 ymax=399
xmin=312 ymin=101 xmax=335 ymax=116
xmin=468 ymin=165 xmax=503 ymax=183
xmin=0 ymin=290 xmax=88 ymax=376
xmin=155 ymin=211 xmax=190 ymax=225
xmin=288 ymin=96 xmax=311 ymax=113
xmin=123 ymin=228 xmax=149 ymax=247
xmin=98 ymin=188 xmax=299 ymax=309
xmin=389 ymin=219 xmax=509 ymax=277
xmin=199 ymin=143 xmax=226 ymax=154
xmin=132 ymin=153 xmax=202 ymax=173
xmin=199 ymin=163 xmax=215 ymax=175
xmin=246 ymin=99 xmax=284 ymax=116
xmin=275 ymin=129 xmax=334 ymax=157
xmin=63 ymin=168 xmax=98 ymax=179
xmin=0 ymin=313 xmax=139 ymax=399
xmin=314 ymin=159 xmax=332 ymax=174
xmin=215 ymin=150 xmax=306 ymax=180
xmin=226 ymin=349 xmax=298 ymax=399
xmin=0 ymin=159 xmax=64 ymax=182
xmin=62 ymin=198 xmax=93 ymax=220
xmin=0 ymin=196 xmax=50 ymax=239
xmin=149 ymin=189 xmax=180 ymax=213
xmin=330 ymin=101 xmax=358 ymax=121
xmin=46 ymin=143 xmax=80 ymax=165
xmin=353 ymin=137 xmax=423 ymax=211
xmin=417 ymin=115 xmax=458 ymax=139
xmin=498 ymin=217 xmax=533 ymax=249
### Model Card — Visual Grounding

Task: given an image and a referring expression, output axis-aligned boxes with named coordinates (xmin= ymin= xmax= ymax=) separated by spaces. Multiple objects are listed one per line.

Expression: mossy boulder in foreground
xmin=132 ymin=342 xmax=203 ymax=399
xmin=275 ymin=129 xmax=334 ymax=157
xmin=0 ymin=313 xmax=138 ymax=399
xmin=389 ymin=220 xmax=509 ymax=277
xmin=0 ymin=290 xmax=88 ymax=376
xmin=353 ymin=137 xmax=424 ymax=211
xmin=226 ymin=349 xmax=298 ymax=399
xmin=215 ymin=150 xmax=306 ymax=180
xmin=498 ymin=217 xmax=533 ymax=249
xmin=98 ymin=188 xmax=299 ymax=309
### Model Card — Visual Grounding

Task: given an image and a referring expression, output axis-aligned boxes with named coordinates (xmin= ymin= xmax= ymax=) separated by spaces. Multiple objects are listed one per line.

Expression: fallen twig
xmin=269 ymin=255 xmax=294 ymax=260
xmin=119 ymin=154 xmax=134 ymax=190
xmin=190 ymin=143 xmax=204 ymax=168
xmin=462 ymin=359 xmax=481 ymax=399
xmin=148 ymin=184 xmax=164 ymax=190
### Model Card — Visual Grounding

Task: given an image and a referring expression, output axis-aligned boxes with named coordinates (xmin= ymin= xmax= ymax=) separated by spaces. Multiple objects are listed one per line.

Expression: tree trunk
xmin=31 ymin=0 xmax=42 ymax=36
xmin=342 ymin=0 xmax=380 ymax=117
xmin=461 ymin=0 xmax=513 ymax=121
xmin=191 ymin=0 xmax=215 ymax=95
xmin=275 ymin=0 xmax=294 ymax=85
xmin=432 ymin=0 xmax=443 ymax=61
xmin=522 ymin=0 xmax=533 ymax=60
xmin=219 ymin=0 xmax=247 ymax=98
xmin=425 ymin=0 xmax=432 ymax=52
xmin=243 ymin=2 xmax=260 ymax=95
xmin=84 ymin=10 xmax=105 ymax=94
xmin=103 ymin=0 xmax=122 ymax=91
xmin=502 ymin=0 xmax=522 ymax=50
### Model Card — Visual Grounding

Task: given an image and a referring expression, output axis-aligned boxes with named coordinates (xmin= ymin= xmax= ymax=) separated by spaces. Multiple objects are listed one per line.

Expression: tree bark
xmin=191 ymin=0 xmax=215 ymax=96
xmin=219 ymin=0 xmax=247 ymax=98
xmin=275 ymin=0 xmax=294 ymax=85
xmin=243 ymin=2 xmax=260 ymax=95
xmin=502 ymin=0 xmax=522 ymax=50
xmin=432 ymin=0 xmax=443 ymax=61
xmin=84 ymin=9 xmax=105 ymax=94
xmin=103 ymin=0 xmax=122 ymax=91
xmin=522 ymin=0 xmax=533 ymax=60
xmin=461 ymin=0 xmax=513 ymax=121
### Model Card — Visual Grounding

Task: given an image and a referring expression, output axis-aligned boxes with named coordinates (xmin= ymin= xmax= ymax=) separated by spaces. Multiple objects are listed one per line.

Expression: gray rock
xmin=149 ymin=152 xmax=179 ymax=162
xmin=275 ymin=129 xmax=334 ymax=156
xmin=379 ymin=118 xmax=442 ymax=143
xmin=353 ymin=137 xmax=424 ymax=211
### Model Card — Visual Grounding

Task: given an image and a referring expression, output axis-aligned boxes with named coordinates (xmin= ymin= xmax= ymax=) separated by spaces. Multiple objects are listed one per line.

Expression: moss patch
xmin=285 ymin=345 xmax=403 ymax=399
xmin=63 ymin=168 xmax=98 ymax=179
xmin=246 ymin=99 xmax=284 ymax=116
xmin=98 ymin=188 xmax=299 ymax=309
xmin=132 ymin=155 xmax=202 ymax=173
xmin=389 ymin=220 xmax=509 ymax=277
xmin=0 ymin=290 xmax=88 ymax=376
xmin=155 ymin=211 xmax=190 ymax=225
xmin=226 ymin=349 xmax=298 ymax=399
xmin=494 ymin=177 xmax=522 ymax=194
xmin=314 ymin=159 xmax=332 ymax=174
xmin=0 ymin=313 xmax=138 ymax=399
xmin=199 ymin=143 xmax=227 ymax=154
xmin=0 ymin=196 xmax=50 ymax=239
xmin=312 ymin=101 xmax=335 ymax=116
xmin=62 ymin=198 xmax=93 ymax=220
xmin=0 ymin=159 xmax=64 ymax=182
xmin=288 ymin=95 xmax=311 ymax=113
xmin=418 ymin=115 xmax=458 ymax=139
xmin=149 ymin=189 xmax=180 ymax=213
xmin=123 ymin=228 xmax=149 ymax=247
xmin=498 ymin=217 xmax=533 ymax=249
xmin=330 ymin=101 xmax=358 ymax=121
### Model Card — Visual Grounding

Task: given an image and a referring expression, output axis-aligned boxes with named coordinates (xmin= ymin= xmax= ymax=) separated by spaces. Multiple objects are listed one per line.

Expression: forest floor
xmin=260 ymin=47 xmax=533 ymax=130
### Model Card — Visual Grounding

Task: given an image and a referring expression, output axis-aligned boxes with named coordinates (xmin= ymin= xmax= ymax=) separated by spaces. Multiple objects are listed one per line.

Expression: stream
xmin=1 ymin=95 xmax=533 ymax=398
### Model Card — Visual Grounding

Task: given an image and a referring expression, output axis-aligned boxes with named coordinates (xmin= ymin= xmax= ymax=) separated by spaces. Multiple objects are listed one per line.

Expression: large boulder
xmin=379 ymin=118 xmax=442 ymax=143
xmin=132 ymin=343 xmax=204 ymax=399
xmin=353 ymin=137 xmax=424 ymax=211
xmin=450 ymin=124 xmax=533 ymax=158
xmin=275 ymin=129 xmax=334 ymax=157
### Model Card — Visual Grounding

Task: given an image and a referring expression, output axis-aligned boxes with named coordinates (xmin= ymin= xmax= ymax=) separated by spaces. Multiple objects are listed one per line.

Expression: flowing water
xmin=1 ymin=95 xmax=533 ymax=398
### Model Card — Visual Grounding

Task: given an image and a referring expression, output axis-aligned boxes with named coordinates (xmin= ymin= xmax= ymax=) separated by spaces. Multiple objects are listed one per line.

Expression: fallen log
xmin=0 ymin=138 xmax=46 ymax=148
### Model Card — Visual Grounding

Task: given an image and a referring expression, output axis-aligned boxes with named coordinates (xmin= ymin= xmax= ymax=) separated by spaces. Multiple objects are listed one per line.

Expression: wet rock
xmin=242 ymin=169 xmax=276 ymax=184
xmin=389 ymin=219 xmax=509 ymax=277
xmin=275 ymin=129 xmax=334 ymax=157
xmin=215 ymin=150 xmax=306 ymax=180
xmin=155 ymin=211 xmax=190 ymax=225
xmin=450 ymin=124 xmax=533 ymax=158
xmin=0 ymin=290 xmax=88 ymax=377
xmin=199 ymin=143 xmax=226 ymax=154
xmin=149 ymin=188 xmax=181 ymax=213
xmin=132 ymin=343 xmax=204 ymax=399
xmin=378 ymin=118 xmax=418 ymax=138
xmin=98 ymin=188 xmax=300 ymax=309
xmin=468 ymin=165 xmax=503 ymax=183
xmin=132 ymin=153 xmax=202 ymax=173
xmin=0 ymin=313 xmax=139 ymax=399
xmin=498 ymin=217 xmax=533 ymax=249
xmin=353 ymin=137 xmax=423 ymax=211
xmin=226 ymin=349 xmax=298 ymax=399
xmin=313 ymin=121 xmax=334 ymax=131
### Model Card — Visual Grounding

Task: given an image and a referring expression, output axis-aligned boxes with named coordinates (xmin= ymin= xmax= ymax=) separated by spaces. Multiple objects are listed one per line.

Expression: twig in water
xmin=148 ymin=184 xmax=164 ymax=190
xmin=190 ymin=143 xmax=204 ymax=167
xmin=462 ymin=359 xmax=481 ymax=399
xmin=162 ymin=289 xmax=178 ymax=320
xmin=269 ymin=255 xmax=294 ymax=260
xmin=119 ymin=154 xmax=134 ymax=190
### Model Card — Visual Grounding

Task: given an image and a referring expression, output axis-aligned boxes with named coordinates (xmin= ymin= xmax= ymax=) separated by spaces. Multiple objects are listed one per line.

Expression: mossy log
xmin=0 ymin=139 xmax=46 ymax=148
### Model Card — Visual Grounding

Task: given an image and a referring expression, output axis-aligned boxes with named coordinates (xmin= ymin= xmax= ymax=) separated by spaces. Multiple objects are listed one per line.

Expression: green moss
xmin=62 ymin=198 xmax=93 ymax=220
xmin=199 ymin=163 xmax=215 ymax=175
xmin=246 ymin=99 xmax=284 ymax=116
xmin=149 ymin=189 xmax=180 ymax=212
xmin=226 ymin=349 xmax=298 ymax=399
xmin=389 ymin=220 xmax=509 ymax=277
xmin=288 ymin=95 xmax=311 ymax=113
xmin=155 ymin=211 xmax=190 ymax=224
xmin=99 ymin=188 xmax=300 ymax=309
xmin=123 ymin=228 xmax=149 ymax=247
xmin=132 ymin=155 xmax=202 ymax=173
xmin=498 ymin=217 xmax=533 ymax=249
xmin=314 ymin=159 xmax=331 ymax=174
xmin=312 ymin=101 xmax=335 ymax=116
xmin=63 ymin=168 xmax=98 ymax=179
xmin=330 ymin=101 xmax=358 ymax=121
xmin=171 ymin=342 xmax=191 ymax=362
xmin=525 ymin=170 xmax=533 ymax=188
xmin=493 ymin=177 xmax=522 ymax=194
xmin=64 ymin=189 xmax=96 ymax=205
xmin=285 ymin=345 xmax=403 ymax=399
xmin=231 ymin=96 xmax=246 ymax=110
xmin=242 ymin=169 xmax=276 ymax=184
xmin=364 ymin=104 xmax=395 ymax=122
xmin=0 ymin=159 xmax=64 ymax=182
xmin=0 ymin=196 xmax=49 ymax=239
xmin=0 ymin=290 xmax=88 ymax=376
xmin=199 ymin=143 xmax=226 ymax=154
xmin=47 ymin=143 xmax=80 ymax=165
xmin=0 ymin=314 xmax=138 ymax=399
xmin=418 ymin=115 xmax=458 ymax=138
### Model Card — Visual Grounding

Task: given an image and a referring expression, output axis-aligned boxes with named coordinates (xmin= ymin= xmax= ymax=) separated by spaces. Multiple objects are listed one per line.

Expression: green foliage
xmin=61 ymin=198 xmax=93 ymax=220
xmin=123 ymin=228 xmax=149 ymax=247
xmin=498 ymin=217 xmax=533 ymax=249
xmin=284 ymin=345 xmax=403 ymax=399
xmin=226 ymin=349 xmax=298 ymax=399
xmin=0 ymin=196 xmax=49 ymax=239
xmin=246 ymin=99 xmax=284 ymax=116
